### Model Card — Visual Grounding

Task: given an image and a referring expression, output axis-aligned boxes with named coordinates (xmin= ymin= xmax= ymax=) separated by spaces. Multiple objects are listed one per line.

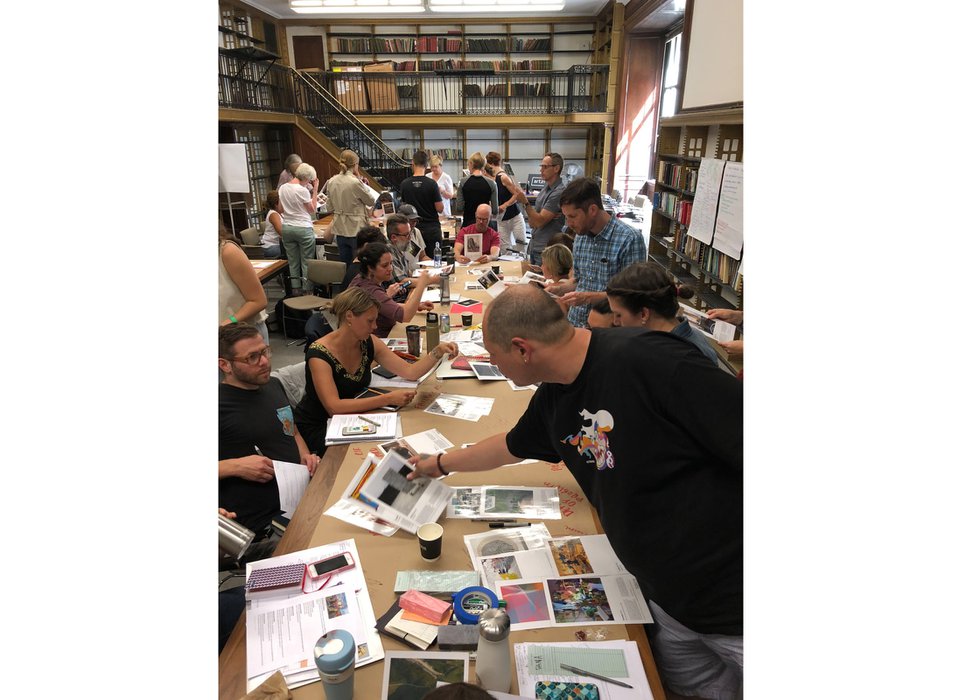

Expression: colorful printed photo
xmin=324 ymin=592 xmax=349 ymax=619
xmin=547 ymin=577 xmax=613 ymax=624
xmin=549 ymin=538 xmax=594 ymax=576
xmin=384 ymin=653 xmax=467 ymax=700
xmin=499 ymin=582 xmax=551 ymax=624
xmin=481 ymin=555 xmax=522 ymax=584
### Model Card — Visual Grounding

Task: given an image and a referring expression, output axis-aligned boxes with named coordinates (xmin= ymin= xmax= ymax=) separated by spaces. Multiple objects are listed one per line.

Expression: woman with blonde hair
xmin=326 ymin=149 xmax=376 ymax=266
xmin=428 ymin=155 xmax=455 ymax=217
xmin=293 ymin=286 xmax=459 ymax=455
xmin=456 ymin=152 xmax=498 ymax=228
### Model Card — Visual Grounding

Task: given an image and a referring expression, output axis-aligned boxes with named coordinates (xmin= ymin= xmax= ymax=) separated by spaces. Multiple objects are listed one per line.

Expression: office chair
xmin=281 ymin=259 xmax=347 ymax=344
xmin=239 ymin=227 xmax=263 ymax=245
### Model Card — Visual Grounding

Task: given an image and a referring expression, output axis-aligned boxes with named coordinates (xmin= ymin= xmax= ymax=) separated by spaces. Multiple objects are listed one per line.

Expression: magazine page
xmin=356 ymin=450 xmax=454 ymax=533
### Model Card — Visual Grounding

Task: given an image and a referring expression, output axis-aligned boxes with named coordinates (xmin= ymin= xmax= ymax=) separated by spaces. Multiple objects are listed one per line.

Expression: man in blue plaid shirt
xmin=546 ymin=178 xmax=647 ymax=328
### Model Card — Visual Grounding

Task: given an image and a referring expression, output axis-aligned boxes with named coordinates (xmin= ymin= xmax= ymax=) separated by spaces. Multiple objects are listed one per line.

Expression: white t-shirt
xmin=261 ymin=210 xmax=280 ymax=247
xmin=430 ymin=171 xmax=454 ymax=218
xmin=278 ymin=183 xmax=313 ymax=228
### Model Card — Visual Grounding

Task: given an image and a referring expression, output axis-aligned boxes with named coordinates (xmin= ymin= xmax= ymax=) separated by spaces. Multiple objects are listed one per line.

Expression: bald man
xmin=453 ymin=203 xmax=501 ymax=264
xmin=409 ymin=284 xmax=744 ymax=700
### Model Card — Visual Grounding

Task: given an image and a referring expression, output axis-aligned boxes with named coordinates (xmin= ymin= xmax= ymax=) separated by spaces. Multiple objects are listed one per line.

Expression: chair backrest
xmin=307 ymin=259 xmax=347 ymax=287
xmin=240 ymin=227 xmax=263 ymax=245
xmin=241 ymin=245 xmax=266 ymax=259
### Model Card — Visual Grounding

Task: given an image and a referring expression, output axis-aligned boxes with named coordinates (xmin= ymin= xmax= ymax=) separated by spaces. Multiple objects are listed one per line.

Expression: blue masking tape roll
xmin=453 ymin=586 xmax=498 ymax=625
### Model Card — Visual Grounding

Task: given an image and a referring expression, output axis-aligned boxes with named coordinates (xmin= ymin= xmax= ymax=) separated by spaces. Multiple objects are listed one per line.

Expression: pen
xmin=357 ymin=415 xmax=382 ymax=427
xmin=477 ymin=518 xmax=515 ymax=523
xmin=489 ymin=522 xmax=531 ymax=529
xmin=559 ymin=664 xmax=634 ymax=689
xmin=254 ymin=445 xmax=264 ymax=456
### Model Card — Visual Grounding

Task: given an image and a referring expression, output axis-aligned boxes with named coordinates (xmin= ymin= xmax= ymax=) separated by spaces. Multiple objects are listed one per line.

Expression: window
xmin=660 ymin=32 xmax=682 ymax=118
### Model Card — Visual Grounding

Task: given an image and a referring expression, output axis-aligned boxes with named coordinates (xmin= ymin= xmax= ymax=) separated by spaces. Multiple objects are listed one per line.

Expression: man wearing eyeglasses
xmin=219 ymin=323 xmax=319 ymax=537
xmin=517 ymin=153 xmax=566 ymax=266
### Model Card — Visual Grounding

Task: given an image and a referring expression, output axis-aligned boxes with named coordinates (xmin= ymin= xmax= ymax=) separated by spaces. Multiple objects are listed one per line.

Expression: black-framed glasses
xmin=230 ymin=346 xmax=271 ymax=365
xmin=540 ymin=163 xmax=556 ymax=169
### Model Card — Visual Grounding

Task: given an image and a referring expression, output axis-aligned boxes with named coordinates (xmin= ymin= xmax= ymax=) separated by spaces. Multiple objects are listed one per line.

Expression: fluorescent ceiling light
xmin=429 ymin=3 xmax=564 ymax=9
xmin=290 ymin=0 xmax=425 ymax=12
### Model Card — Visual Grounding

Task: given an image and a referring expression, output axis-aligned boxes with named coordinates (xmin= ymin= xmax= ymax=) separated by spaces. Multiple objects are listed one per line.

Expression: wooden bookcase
xmin=324 ymin=22 xmax=596 ymax=72
xmin=648 ymin=108 xmax=743 ymax=311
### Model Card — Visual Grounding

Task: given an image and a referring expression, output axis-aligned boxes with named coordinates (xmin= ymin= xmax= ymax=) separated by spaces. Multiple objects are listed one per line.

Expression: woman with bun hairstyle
xmin=605 ymin=262 xmax=720 ymax=366
xmin=326 ymin=149 xmax=376 ymax=265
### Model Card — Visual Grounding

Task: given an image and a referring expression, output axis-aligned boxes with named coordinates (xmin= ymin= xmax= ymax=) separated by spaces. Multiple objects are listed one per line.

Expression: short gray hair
xmin=295 ymin=163 xmax=317 ymax=182
xmin=483 ymin=285 xmax=570 ymax=349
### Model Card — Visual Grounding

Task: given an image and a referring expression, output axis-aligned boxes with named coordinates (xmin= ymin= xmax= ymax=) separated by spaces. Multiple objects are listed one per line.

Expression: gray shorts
xmin=647 ymin=599 xmax=743 ymax=700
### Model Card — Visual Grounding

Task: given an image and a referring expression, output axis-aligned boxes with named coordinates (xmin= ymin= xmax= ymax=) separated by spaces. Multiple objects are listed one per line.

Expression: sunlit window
xmin=660 ymin=32 xmax=682 ymax=118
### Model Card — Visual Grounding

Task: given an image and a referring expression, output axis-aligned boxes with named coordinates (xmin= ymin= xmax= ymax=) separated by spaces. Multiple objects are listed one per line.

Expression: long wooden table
xmin=218 ymin=259 xmax=667 ymax=700
xmin=250 ymin=258 xmax=288 ymax=284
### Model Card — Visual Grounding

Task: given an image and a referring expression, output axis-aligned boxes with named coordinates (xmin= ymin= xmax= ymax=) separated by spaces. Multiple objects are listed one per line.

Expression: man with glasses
xmin=218 ymin=323 xmax=319 ymax=538
xmin=517 ymin=152 xmax=566 ymax=266
xmin=386 ymin=213 xmax=420 ymax=293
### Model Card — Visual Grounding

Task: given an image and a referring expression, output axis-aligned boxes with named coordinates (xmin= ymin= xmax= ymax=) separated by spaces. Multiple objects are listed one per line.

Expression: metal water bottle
xmin=314 ymin=629 xmax=355 ymax=700
xmin=426 ymin=311 xmax=440 ymax=354
xmin=475 ymin=601 xmax=511 ymax=692
xmin=439 ymin=271 xmax=451 ymax=305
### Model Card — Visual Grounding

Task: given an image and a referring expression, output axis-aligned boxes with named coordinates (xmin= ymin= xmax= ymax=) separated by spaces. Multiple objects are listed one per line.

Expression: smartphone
xmin=342 ymin=424 xmax=377 ymax=436
xmin=309 ymin=552 xmax=355 ymax=578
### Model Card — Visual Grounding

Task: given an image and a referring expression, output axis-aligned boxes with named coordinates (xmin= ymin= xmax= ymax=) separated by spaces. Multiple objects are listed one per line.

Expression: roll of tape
xmin=453 ymin=585 xmax=498 ymax=625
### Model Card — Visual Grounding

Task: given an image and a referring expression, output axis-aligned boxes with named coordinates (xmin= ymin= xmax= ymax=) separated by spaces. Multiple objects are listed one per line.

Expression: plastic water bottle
xmin=475 ymin=601 xmax=511 ymax=692
xmin=433 ymin=244 xmax=442 ymax=268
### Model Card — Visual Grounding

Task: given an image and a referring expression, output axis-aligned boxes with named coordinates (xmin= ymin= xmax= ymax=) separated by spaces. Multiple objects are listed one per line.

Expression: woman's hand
xmin=417 ymin=271 xmax=434 ymax=287
xmin=386 ymin=282 xmax=403 ymax=298
xmin=418 ymin=301 xmax=435 ymax=311
xmin=432 ymin=342 xmax=459 ymax=360
xmin=389 ymin=389 xmax=417 ymax=407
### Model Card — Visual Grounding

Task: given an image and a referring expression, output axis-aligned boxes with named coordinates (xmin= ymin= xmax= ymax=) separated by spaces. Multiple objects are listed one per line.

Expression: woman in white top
xmin=428 ymin=155 xmax=454 ymax=219
xmin=326 ymin=149 xmax=376 ymax=267
xmin=260 ymin=190 xmax=283 ymax=258
xmin=219 ymin=220 xmax=269 ymax=343
xmin=278 ymin=162 xmax=319 ymax=293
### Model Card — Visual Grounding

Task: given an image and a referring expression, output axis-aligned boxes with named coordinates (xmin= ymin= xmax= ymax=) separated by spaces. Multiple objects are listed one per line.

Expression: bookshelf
xmin=648 ymin=108 xmax=743 ymax=311
xmin=323 ymin=22 xmax=596 ymax=73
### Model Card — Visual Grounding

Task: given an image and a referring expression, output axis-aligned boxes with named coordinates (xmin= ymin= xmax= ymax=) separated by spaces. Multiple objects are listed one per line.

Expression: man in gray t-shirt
xmin=518 ymin=152 xmax=566 ymax=265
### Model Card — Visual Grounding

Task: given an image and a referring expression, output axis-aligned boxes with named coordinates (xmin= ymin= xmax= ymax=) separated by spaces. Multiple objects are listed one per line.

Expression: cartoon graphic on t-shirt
xmin=561 ymin=409 xmax=616 ymax=470
xmin=277 ymin=405 xmax=296 ymax=436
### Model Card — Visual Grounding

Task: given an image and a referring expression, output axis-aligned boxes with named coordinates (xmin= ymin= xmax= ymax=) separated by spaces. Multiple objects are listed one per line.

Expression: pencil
xmin=559 ymin=664 xmax=634 ymax=689
xmin=357 ymin=415 xmax=382 ymax=427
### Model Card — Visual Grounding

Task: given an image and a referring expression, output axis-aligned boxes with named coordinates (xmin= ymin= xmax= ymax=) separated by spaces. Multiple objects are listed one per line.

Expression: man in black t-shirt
xmin=218 ymin=324 xmax=319 ymax=535
xmin=398 ymin=150 xmax=444 ymax=258
xmin=410 ymin=285 xmax=743 ymax=700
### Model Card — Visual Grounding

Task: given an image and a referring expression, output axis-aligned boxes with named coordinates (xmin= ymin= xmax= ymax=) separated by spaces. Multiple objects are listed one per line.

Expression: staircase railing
xmin=290 ymin=68 xmax=411 ymax=189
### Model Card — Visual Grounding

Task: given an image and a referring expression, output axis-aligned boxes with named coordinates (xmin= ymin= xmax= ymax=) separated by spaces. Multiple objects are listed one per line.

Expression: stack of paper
xmin=332 ymin=450 xmax=455 ymax=534
xmin=244 ymin=540 xmax=383 ymax=692
xmin=324 ymin=413 xmax=400 ymax=446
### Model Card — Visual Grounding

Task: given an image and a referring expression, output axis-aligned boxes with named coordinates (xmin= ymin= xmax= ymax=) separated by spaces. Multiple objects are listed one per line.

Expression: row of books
xmin=656 ymin=160 xmax=698 ymax=193
xmin=652 ymin=191 xmax=692 ymax=226
xmin=512 ymin=38 xmax=552 ymax=51
xmin=674 ymin=236 xmax=741 ymax=286
xmin=328 ymin=59 xmax=553 ymax=72
xmin=485 ymin=82 xmax=552 ymax=96
xmin=465 ymin=38 xmax=507 ymax=52
xmin=333 ymin=36 xmax=464 ymax=53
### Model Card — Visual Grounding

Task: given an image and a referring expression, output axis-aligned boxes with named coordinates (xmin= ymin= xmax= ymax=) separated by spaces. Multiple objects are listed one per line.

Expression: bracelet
xmin=228 ymin=315 xmax=238 ymax=323
xmin=436 ymin=453 xmax=448 ymax=476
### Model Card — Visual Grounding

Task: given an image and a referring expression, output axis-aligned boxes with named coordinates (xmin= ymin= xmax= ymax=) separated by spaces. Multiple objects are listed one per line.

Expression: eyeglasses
xmin=540 ymin=163 xmax=556 ymax=169
xmin=230 ymin=346 xmax=271 ymax=365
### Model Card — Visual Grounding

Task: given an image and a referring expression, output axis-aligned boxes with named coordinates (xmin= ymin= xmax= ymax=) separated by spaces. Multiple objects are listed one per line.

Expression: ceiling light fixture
xmin=428 ymin=0 xmax=564 ymax=11
xmin=290 ymin=0 xmax=425 ymax=13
